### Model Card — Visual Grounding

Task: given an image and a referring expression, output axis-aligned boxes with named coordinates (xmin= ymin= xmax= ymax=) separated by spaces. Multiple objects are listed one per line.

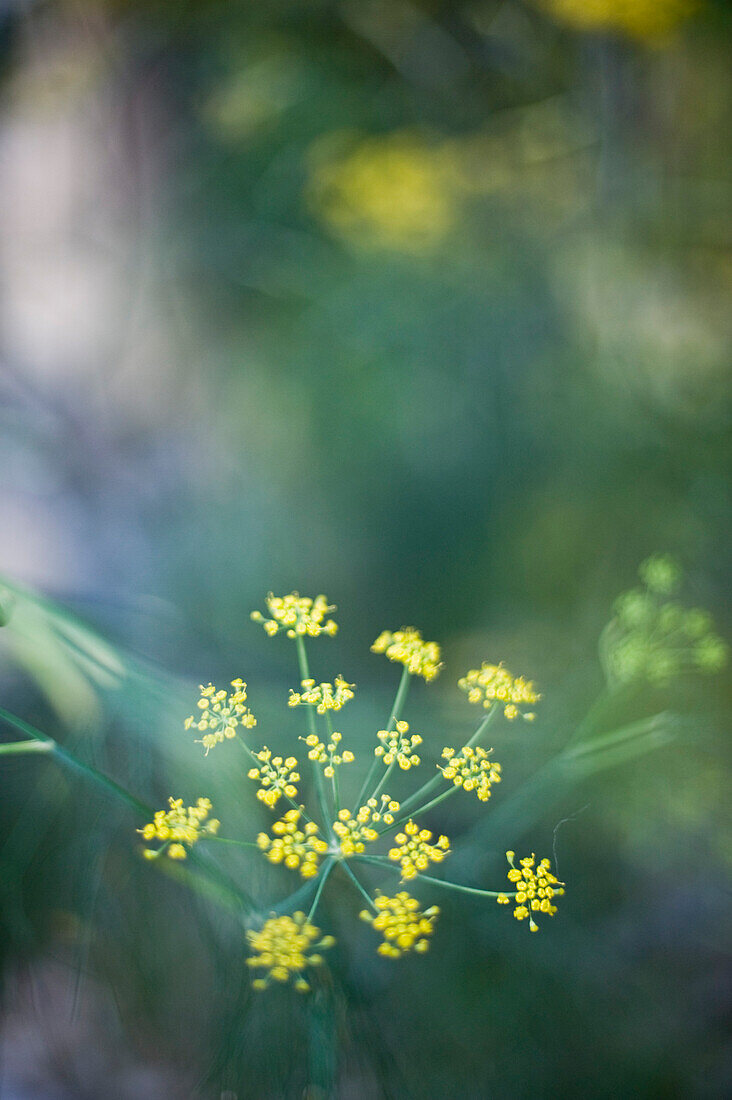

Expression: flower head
xmin=375 ymin=720 xmax=422 ymax=770
xmin=458 ymin=663 xmax=540 ymax=720
xmin=332 ymin=797 xmax=400 ymax=856
xmin=439 ymin=745 xmax=502 ymax=801
xmin=246 ymin=912 xmax=335 ymax=992
xmin=360 ymin=892 xmax=440 ymax=957
xmin=288 ymin=677 xmax=355 ymax=713
xmin=257 ymin=809 xmax=328 ymax=878
xmin=301 ymin=730 xmax=354 ymax=778
xmin=371 ymin=628 xmax=442 ymax=681
xmin=388 ymin=820 xmax=450 ymax=880
xmin=138 ymin=797 xmax=219 ymax=860
xmin=184 ymin=679 xmax=256 ymax=754
xmin=498 ymin=851 xmax=565 ymax=932
xmin=251 ymin=593 xmax=337 ymax=639
xmin=247 ymin=748 xmax=300 ymax=809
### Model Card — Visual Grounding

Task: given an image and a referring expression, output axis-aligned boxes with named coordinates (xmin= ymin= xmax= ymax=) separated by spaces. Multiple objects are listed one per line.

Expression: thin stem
xmin=307 ymin=858 xmax=335 ymax=923
xmin=295 ymin=635 xmax=333 ymax=832
xmin=352 ymin=856 xmax=514 ymax=899
xmin=380 ymin=784 xmax=458 ymax=836
xmin=0 ymin=739 xmax=55 ymax=755
xmin=339 ymin=859 xmax=377 ymax=913
xmin=356 ymin=665 xmax=411 ymax=807
xmin=324 ymin=713 xmax=340 ymax=815
xmin=206 ymin=836 xmax=260 ymax=849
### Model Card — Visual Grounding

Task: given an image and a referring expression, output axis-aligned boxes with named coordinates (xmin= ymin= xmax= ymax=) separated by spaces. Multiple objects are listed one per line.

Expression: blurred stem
xmin=353 ymin=855 xmax=513 ymax=899
xmin=380 ymin=784 xmax=458 ymax=836
xmin=324 ymin=712 xmax=340 ymax=815
xmin=296 ymin=635 xmax=332 ymax=833
xmin=339 ymin=858 xmax=376 ymax=912
xmin=0 ymin=705 xmax=257 ymax=914
xmin=357 ymin=665 xmax=411 ymax=807
xmin=307 ymin=858 xmax=335 ymax=922
xmin=307 ymin=985 xmax=338 ymax=1100
xmin=0 ymin=738 xmax=54 ymax=755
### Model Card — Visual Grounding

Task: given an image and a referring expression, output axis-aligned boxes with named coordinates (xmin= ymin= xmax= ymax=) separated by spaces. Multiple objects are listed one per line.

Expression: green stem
xmin=324 ymin=713 xmax=340 ymax=815
xmin=206 ymin=836 xmax=260 ymax=849
xmin=356 ymin=665 xmax=411 ymax=807
xmin=339 ymin=859 xmax=377 ymax=913
xmin=295 ymin=635 xmax=333 ymax=833
xmin=353 ymin=857 xmax=512 ymax=899
xmin=380 ymin=784 xmax=458 ymax=836
xmin=307 ymin=858 xmax=335 ymax=922
xmin=0 ymin=739 xmax=55 ymax=755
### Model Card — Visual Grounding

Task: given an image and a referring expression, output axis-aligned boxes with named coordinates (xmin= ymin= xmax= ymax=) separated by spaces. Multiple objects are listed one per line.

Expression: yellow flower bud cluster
xmin=246 ymin=912 xmax=335 ymax=992
xmin=288 ymin=676 xmax=355 ymax=712
xmin=250 ymin=593 xmax=338 ymax=639
xmin=458 ymin=663 xmax=540 ymax=720
xmin=439 ymin=746 xmax=502 ymax=802
xmin=497 ymin=851 xmax=565 ymax=932
xmin=360 ymin=892 xmax=440 ymax=958
xmin=184 ymin=679 xmax=256 ymax=754
xmin=301 ymin=731 xmax=354 ymax=778
xmin=256 ymin=809 xmax=328 ymax=878
xmin=371 ymin=628 xmax=442 ymax=681
xmin=375 ymin=720 xmax=422 ymax=770
xmin=247 ymin=748 xmax=300 ymax=809
xmin=388 ymin=820 xmax=450 ymax=880
xmin=332 ymin=797 xmax=400 ymax=856
xmin=138 ymin=797 xmax=219 ymax=860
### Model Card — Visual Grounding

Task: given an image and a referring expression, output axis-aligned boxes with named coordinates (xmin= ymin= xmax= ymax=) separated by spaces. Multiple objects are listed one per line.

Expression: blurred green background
xmin=0 ymin=1 xmax=730 ymax=1097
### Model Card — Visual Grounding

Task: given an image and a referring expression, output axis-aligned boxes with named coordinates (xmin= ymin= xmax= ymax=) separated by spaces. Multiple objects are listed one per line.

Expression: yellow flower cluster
xmin=371 ymin=628 xmax=442 ymax=681
xmin=257 ymin=809 xmax=328 ymax=878
xmin=497 ymin=851 xmax=565 ymax=932
xmin=533 ymin=0 xmax=696 ymax=40
xmin=184 ymin=679 xmax=256 ymax=754
xmin=288 ymin=676 xmax=355 ymax=713
xmin=458 ymin=663 xmax=540 ymax=720
xmin=439 ymin=746 xmax=502 ymax=802
xmin=138 ymin=797 xmax=219 ymax=860
xmin=251 ymin=593 xmax=338 ymax=639
xmin=388 ymin=820 xmax=450 ymax=880
xmin=246 ymin=912 xmax=335 ymax=992
xmin=247 ymin=748 xmax=300 ymax=808
xmin=360 ymin=893 xmax=440 ymax=958
xmin=375 ymin=720 xmax=422 ymax=770
xmin=302 ymin=730 xmax=354 ymax=778
xmin=332 ymin=797 xmax=400 ymax=856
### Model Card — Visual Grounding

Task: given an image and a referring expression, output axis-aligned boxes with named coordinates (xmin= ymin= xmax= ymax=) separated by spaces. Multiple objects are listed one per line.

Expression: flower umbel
xmin=288 ymin=677 xmax=355 ymax=713
xmin=360 ymin=892 xmax=440 ymax=957
xmin=301 ymin=731 xmax=354 ymax=778
xmin=138 ymin=797 xmax=220 ymax=860
xmin=375 ymin=720 xmax=422 ymax=770
xmin=246 ymin=912 xmax=335 ymax=992
xmin=332 ymin=798 xmax=400 ymax=856
xmin=247 ymin=748 xmax=300 ymax=808
xmin=458 ymin=663 xmax=540 ymax=720
xmin=388 ymin=820 xmax=450 ymax=880
xmin=251 ymin=593 xmax=338 ymax=639
xmin=184 ymin=679 xmax=256 ymax=754
xmin=439 ymin=745 xmax=502 ymax=801
xmin=257 ymin=809 xmax=329 ymax=878
xmin=371 ymin=628 xmax=442 ymax=681
xmin=498 ymin=851 xmax=565 ymax=932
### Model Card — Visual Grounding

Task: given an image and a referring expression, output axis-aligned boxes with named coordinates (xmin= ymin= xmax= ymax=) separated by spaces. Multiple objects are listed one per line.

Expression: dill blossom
xmin=498 ymin=851 xmax=565 ymax=933
xmin=129 ymin=570 xmax=724 ymax=990
xmin=247 ymin=749 xmax=300 ymax=808
xmin=439 ymin=746 xmax=502 ymax=802
xmin=458 ymin=663 xmax=540 ymax=720
xmin=184 ymin=679 xmax=256 ymax=754
xmin=138 ymin=797 xmax=220 ymax=860
xmin=250 ymin=593 xmax=338 ymax=638
xmin=246 ymin=913 xmax=335 ymax=992
xmin=375 ymin=720 xmax=422 ymax=770
xmin=532 ymin=0 xmax=696 ymax=39
xmin=371 ymin=628 xmax=442 ymax=681
xmin=359 ymin=893 xmax=440 ymax=957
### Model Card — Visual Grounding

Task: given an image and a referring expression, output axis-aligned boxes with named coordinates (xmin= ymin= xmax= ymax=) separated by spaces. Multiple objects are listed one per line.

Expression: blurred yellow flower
xmin=138 ymin=797 xmax=219 ymax=860
xmin=246 ymin=912 xmax=335 ymax=993
xmin=360 ymin=892 xmax=440 ymax=958
xmin=307 ymin=131 xmax=455 ymax=252
xmin=388 ymin=819 xmax=450 ymax=881
xmin=371 ymin=628 xmax=442 ymax=681
xmin=534 ymin=0 xmax=697 ymax=39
